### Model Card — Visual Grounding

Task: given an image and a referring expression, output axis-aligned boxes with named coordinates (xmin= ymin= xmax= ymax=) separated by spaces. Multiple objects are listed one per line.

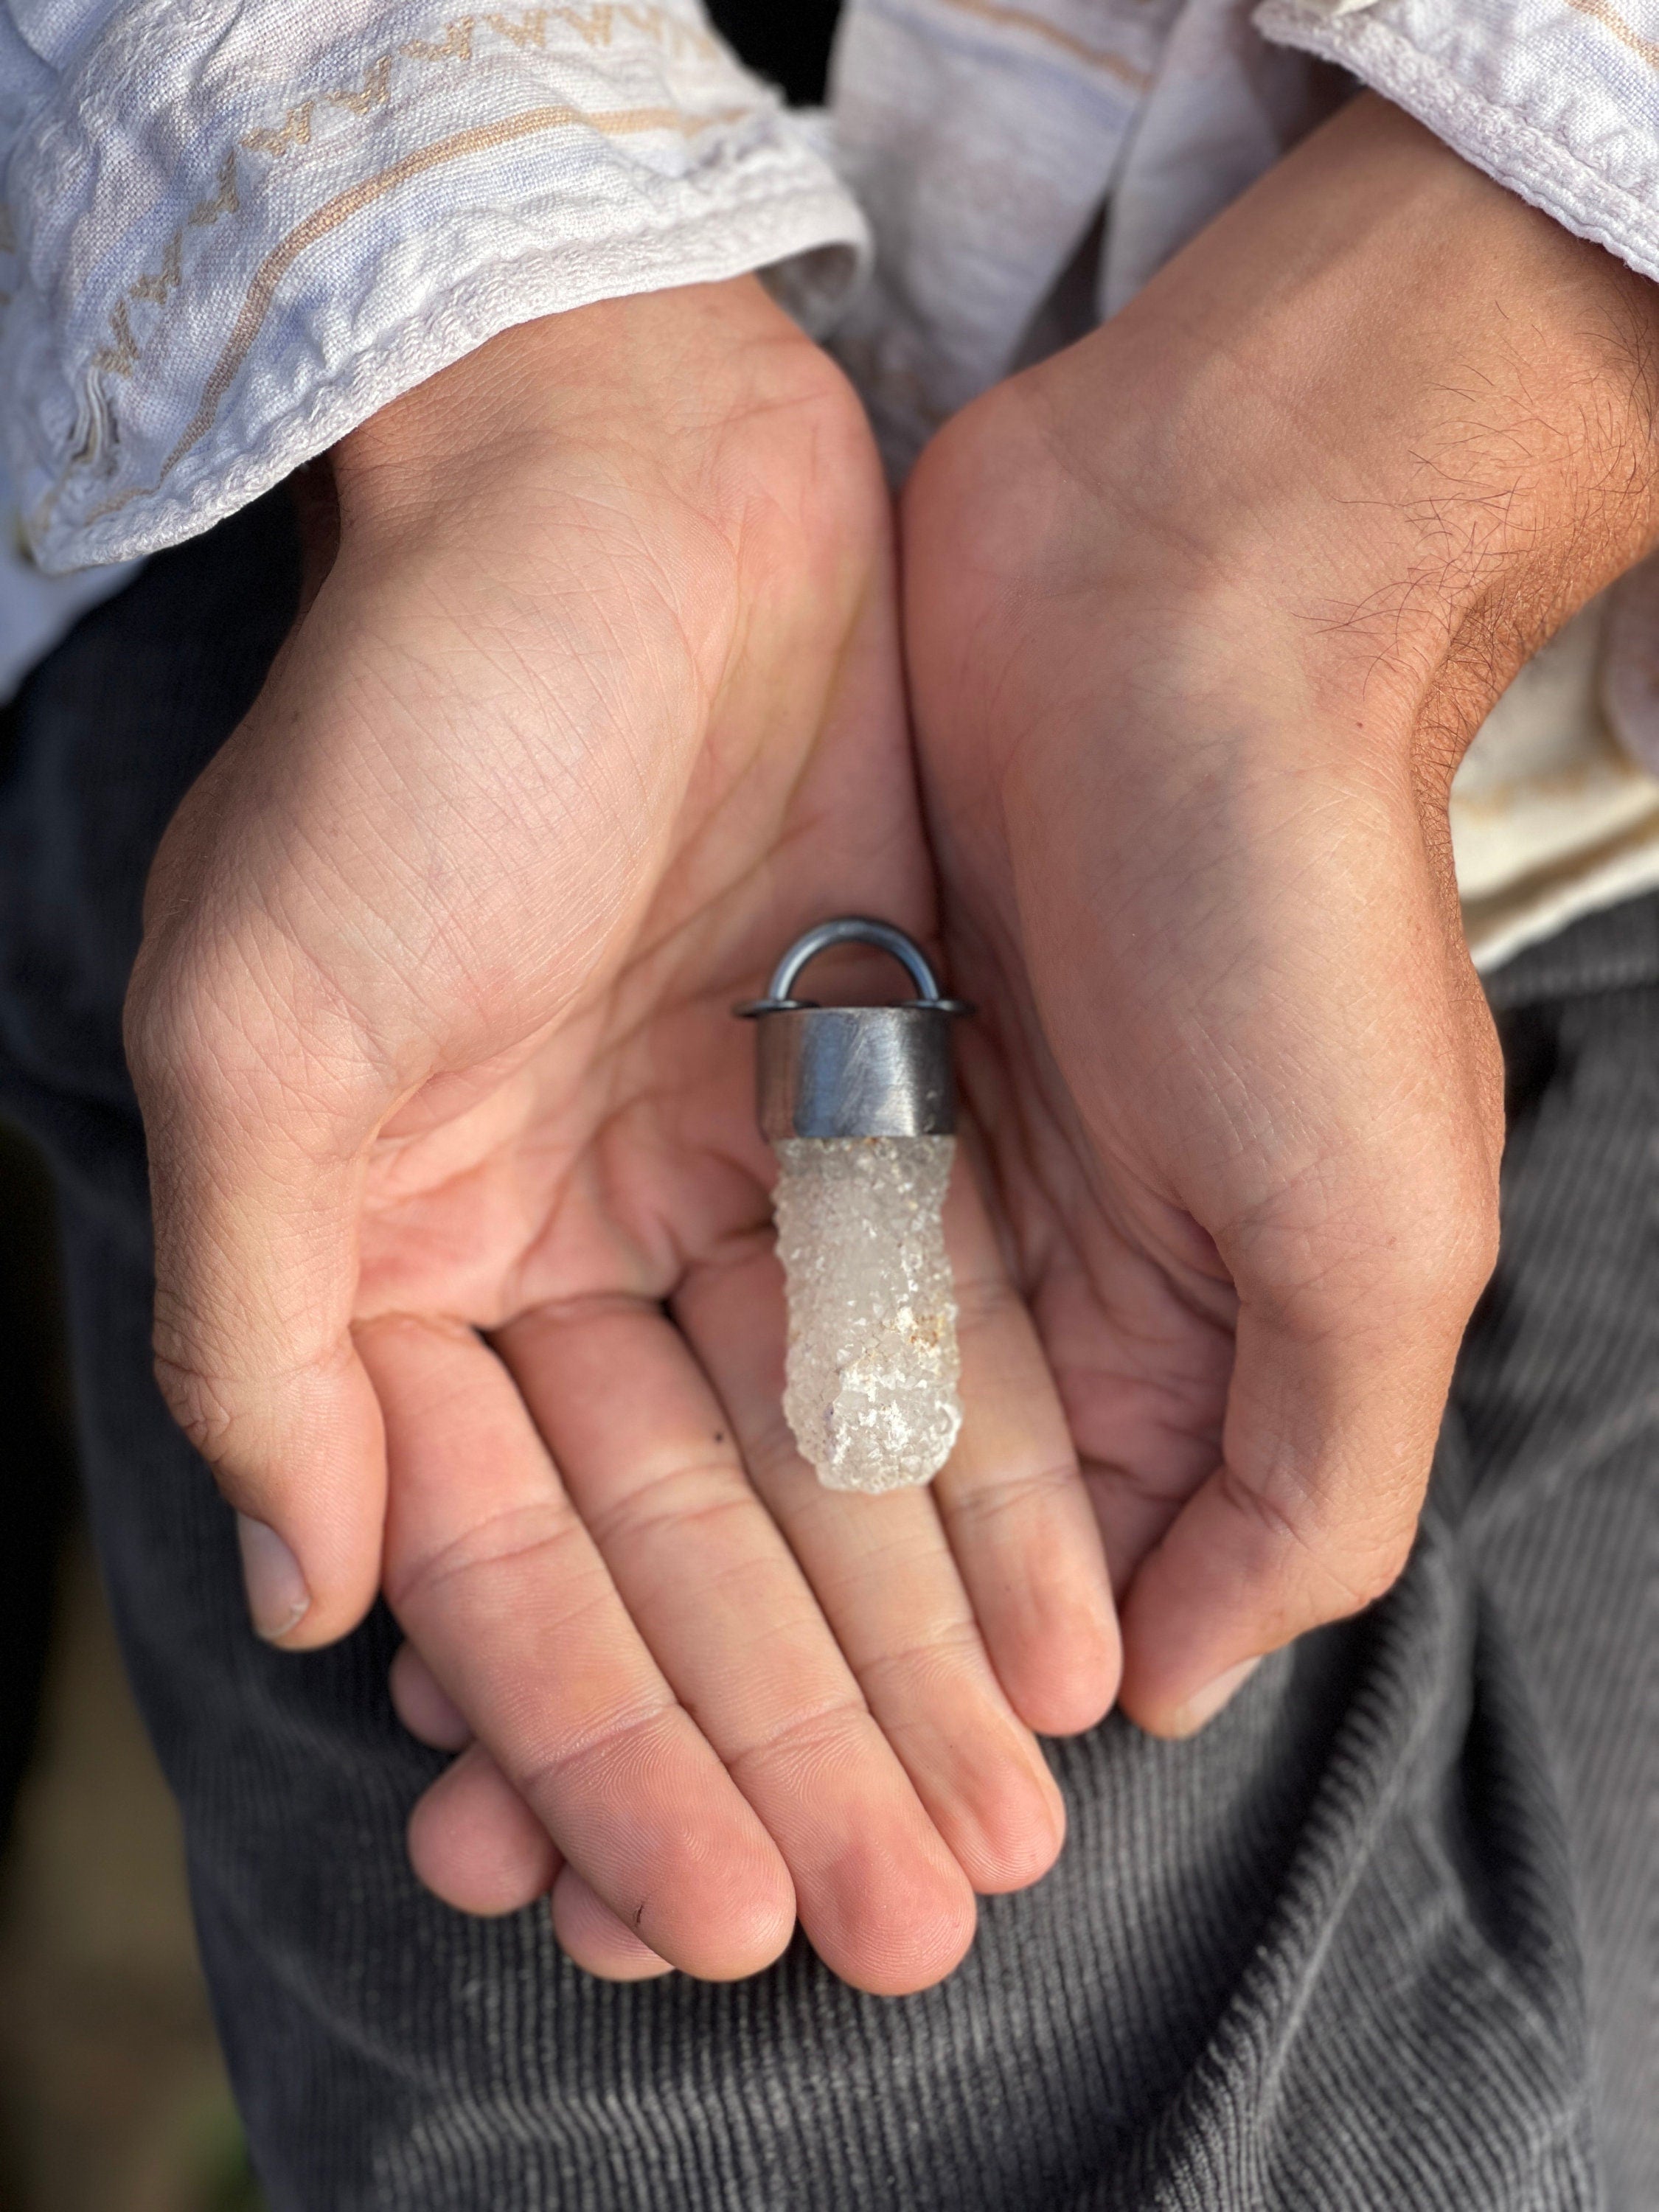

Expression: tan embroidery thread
xmin=79 ymin=4 xmax=742 ymax=491
xmin=324 ymin=55 xmax=395 ymax=116
xmin=241 ymin=104 xmax=316 ymax=157
xmin=935 ymin=0 xmax=1150 ymax=87
xmin=91 ymin=298 xmax=139 ymax=380
xmin=188 ymin=150 xmax=241 ymax=226
xmin=78 ymin=98 xmax=745 ymax=527
xmin=130 ymin=232 xmax=184 ymax=305
xmin=554 ymin=4 xmax=613 ymax=45
xmin=402 ymin=18 xmax=476 ymax=60
xmin=1562 ymin=0 xmax=1659 ymax=69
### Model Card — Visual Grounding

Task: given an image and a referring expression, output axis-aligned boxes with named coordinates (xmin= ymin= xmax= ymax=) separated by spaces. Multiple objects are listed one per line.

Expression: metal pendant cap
xmin=735 ymin=917 xmax=972 ymax=1142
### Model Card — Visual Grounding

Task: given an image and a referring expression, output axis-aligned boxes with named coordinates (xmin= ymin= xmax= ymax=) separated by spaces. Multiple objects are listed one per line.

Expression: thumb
xmin=1117 ymin=1147 xmax=1499 ymax=1737
xmin=126 ymin=913 xmax=388 ymax=1649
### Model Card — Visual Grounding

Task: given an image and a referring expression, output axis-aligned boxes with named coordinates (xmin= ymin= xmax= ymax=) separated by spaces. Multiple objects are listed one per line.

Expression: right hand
xmin=125 ymin=277 xmax=1119 ymax=1993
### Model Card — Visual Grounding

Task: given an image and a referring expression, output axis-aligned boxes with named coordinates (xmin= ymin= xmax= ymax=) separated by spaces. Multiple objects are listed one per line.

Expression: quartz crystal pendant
xmin=737 ymin=920 xmax=972 ymax=1495
xmin=773 ymin=1134 xmax=959 ymax=1492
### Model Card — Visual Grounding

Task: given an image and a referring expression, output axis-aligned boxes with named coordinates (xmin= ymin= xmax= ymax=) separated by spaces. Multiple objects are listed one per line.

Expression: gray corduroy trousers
xmin=0 ymin=493 xmax=1652 ymax=2211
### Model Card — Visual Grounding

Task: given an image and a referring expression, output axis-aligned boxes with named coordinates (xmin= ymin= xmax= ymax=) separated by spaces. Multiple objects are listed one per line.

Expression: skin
xmin=125 ymin=276 xmax=1117 ymax=1993
xmin=902 ymin=96 xmax=1659 ymax=1732
xmin=123 ymin=97 xmax=1659 ymax=1989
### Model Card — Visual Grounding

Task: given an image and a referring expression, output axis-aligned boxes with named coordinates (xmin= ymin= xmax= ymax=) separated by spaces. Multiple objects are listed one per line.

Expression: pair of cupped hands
xmin=124 ymin=98 xmax=1659 ymax=1992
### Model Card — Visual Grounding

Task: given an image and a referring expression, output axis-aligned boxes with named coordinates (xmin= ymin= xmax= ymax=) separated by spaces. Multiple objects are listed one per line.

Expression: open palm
xmin=126 ymin=279 xmax=1116 ymax=1995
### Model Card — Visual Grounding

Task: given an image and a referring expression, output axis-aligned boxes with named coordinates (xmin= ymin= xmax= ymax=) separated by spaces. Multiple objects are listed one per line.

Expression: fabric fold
xmin=1255 ymin=0 xmax=1659 ymax=290
xmin=0 ymin=0 xmax=868 ymax=571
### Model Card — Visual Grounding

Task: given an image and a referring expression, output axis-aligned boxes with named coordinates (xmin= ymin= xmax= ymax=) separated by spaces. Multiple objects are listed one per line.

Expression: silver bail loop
xmin=735 ymin=917 xmax=971 ymax=1142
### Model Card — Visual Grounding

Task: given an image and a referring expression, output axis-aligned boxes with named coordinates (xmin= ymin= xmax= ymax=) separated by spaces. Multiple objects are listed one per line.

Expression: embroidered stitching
xmin=324 ymin=55 xmax=395 ymax=114
xmin=401 ymin=19 xmax=476 ymax=60
xmin=92 ymin=147 xmax=242 ymax=382
xmin=171 ymin=97 xmax=740 ymax=476
xmin=486 ymin=9 xmax=555 ymax=46
xmin=129 ymin=232 xmax=184 ymax=305
xmin=187 ymin=149 xmax=241 ymax=225
xmin=79 ymin=2 xmax=734 ymax=463
xmin=91 ymin=296 xmax=139 ymax=378
xmin=932 ymin=0 xmax=1150 ymax=87
xmin=242 ymin=104 xmax=316 ymax=156
xmin=1563 ymin=0 xmax=1659 ymax=71
xmin=74 ymin=97 xmax=749 ymax=527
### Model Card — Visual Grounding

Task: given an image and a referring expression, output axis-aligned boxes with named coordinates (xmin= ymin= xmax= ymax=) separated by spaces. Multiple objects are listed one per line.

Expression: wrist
xmin=957 ymin=95 xmax=1659 ymax=776
xmin=329 ymin=274 xmax=852 ymax=557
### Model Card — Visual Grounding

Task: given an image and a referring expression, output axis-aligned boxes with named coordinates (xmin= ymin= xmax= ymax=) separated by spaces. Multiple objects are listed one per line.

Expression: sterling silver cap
xmin=736 ymin=918 xmax=971 ymax=1142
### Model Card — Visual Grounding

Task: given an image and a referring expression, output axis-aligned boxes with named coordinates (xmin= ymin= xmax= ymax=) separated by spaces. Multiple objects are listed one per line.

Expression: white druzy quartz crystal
xmin=773 ymin=1135 xmax=961 ymax=1494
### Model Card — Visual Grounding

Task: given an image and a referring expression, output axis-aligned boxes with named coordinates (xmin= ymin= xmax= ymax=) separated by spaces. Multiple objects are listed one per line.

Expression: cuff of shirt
xmin=1255 ymin=0 xmax=1659 ymax=294
xmin=3 ymin=0 xmax=869 ymax=574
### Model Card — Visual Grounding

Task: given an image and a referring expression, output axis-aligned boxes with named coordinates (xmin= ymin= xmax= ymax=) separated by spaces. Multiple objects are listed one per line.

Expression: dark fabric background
xmin=707 ymin=0 xmax=840 ymax=104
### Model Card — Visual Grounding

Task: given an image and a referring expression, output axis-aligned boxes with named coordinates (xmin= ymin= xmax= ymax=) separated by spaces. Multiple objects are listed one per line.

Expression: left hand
xmin=900 ymin=94 xmax=1659 ymax=1735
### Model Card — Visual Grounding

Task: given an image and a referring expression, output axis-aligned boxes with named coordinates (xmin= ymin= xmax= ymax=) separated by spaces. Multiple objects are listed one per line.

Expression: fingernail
xmin=237 ymin=1513 xmax=310 ymax=1642
xmin=1175 ymin=1656 xmax=1261 ymax=1735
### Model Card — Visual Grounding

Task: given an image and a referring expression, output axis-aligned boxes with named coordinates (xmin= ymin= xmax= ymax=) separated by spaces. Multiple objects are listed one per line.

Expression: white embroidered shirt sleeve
xmin=1253 ymin=0 xmax=1659 ymax=292
xmin=0 ymin=0 xmax=868 ymax=572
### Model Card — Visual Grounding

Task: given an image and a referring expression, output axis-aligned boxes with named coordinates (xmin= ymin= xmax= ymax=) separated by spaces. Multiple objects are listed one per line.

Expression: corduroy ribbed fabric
xmin=0 ymin=493 xmax=1650 ymax=2210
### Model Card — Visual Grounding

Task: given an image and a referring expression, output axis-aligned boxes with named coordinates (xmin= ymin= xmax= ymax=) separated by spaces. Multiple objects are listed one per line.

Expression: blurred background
xmin=0 ymin=1116 xmax=266 ymax=2212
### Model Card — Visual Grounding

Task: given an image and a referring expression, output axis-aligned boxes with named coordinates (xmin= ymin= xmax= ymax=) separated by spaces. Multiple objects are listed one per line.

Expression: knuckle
xmin=1300 ymin=1515 xmax=1417 ymax=1622
xmin=128 ymin=904 xmax=234 ymax=1041
xmin=515 ymin=1697 xmax=682 ymax=1804
xmin=726 ymin=1696 xmax=873 ymax=1789
xmin=582 ymin=1461 xmax=750 ymax=1557
xmin=1348 ymin=1528 xmax=1416 ymax=1610
xmin=1373 ymin=1163 xmax=1499 ymax=1312
xmin=126 ymin=902 xmax=385 ymax=1140
xmin=1215 ymin=1459 xmax=1416 ymax=1623
xmin=854 ymin=1618 xmax=987 ymax=1705
xmin=122 ymin=952 xmax=194 ymax=1100
xmin=942 ymin=1458 xmax=1082 ymax=1536
xmin=1254 ymin=1147 xmax=1500 ymax=1338
xmin=151 ymin=1349 xmax=239 ymax=1464
xmin=125 ymin=933 xmax=260 ymax=1121
xmin=148 ymin=1324 xmax=358 ymax=1488
xmin=949 ymin=1263 xmax=1025 ymax=1337
xmin=386 ymin=1500 xmax=585 ymax=1616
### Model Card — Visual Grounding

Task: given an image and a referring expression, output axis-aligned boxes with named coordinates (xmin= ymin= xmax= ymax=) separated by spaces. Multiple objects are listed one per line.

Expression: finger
xmin=408 ymin=1742 xmax=560 ymax=1914
xmin=675 ymin=1238 xmax=1067 ymax=1902
xmin=389 ymin=1641 xmax=472 ymax=1750
xmin=1119 ymin=1177 xmax=1497 ymax=1736
xmin=361 ymin=1313 xmax=797 ymax=1980
xmin=126 ymin=912 xmax=386 ymax=1651
xmin=932 ymin=1161 xmax=1120 ymax=1735
xmin=406 ymin=1738 xmax=675 ymax=1977
xmin=496 ymin=1297 xmax=976 ymax=1997
xmin=552 ymin=1867 xmax=676 ymax=1982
